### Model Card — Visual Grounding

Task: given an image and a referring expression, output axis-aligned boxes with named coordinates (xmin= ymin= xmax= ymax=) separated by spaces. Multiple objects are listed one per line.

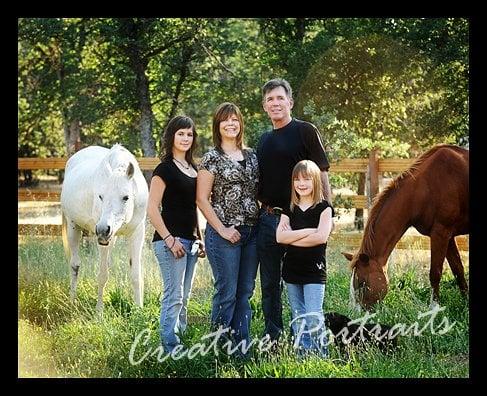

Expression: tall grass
xmin=18 ymin=235 xmax=469 ymax=378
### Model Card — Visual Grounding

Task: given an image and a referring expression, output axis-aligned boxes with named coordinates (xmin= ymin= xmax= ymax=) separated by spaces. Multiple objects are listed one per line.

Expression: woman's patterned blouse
xmin=198 ymin=148 xmax=259 ymax=226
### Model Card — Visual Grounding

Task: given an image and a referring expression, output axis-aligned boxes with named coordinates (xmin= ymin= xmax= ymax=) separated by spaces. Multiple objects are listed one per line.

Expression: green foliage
xmin=18 ymin=18 xmax=468 ymax=159
xmin=18 ymin=16 xmax=468 ymax=193
xmin=298 ymin=34 xmax=463 ymax=162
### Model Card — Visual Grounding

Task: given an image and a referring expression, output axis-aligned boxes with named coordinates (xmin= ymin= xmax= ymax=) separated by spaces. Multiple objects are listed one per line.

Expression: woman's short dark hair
xmin=161 ymin=115 xmax=197 ymax=167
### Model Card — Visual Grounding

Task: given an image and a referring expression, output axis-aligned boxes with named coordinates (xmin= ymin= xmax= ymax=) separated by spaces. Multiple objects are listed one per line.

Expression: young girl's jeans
xmin=286 ymin=282 xmax=328 ymax=358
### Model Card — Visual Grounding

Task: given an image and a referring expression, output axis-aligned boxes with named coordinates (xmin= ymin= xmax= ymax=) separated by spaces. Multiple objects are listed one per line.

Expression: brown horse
xmin=343 ymin=144 xmax=469 ymax=309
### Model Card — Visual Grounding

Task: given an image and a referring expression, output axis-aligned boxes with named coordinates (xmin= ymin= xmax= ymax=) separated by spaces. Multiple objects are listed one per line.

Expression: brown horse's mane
xmin=351 ymin=144 xmax=462 ymax=269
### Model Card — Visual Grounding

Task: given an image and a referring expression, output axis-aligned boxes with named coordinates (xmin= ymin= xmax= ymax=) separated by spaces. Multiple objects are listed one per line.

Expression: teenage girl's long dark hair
xmin=160 ymin=115 xmax=197 ymax=168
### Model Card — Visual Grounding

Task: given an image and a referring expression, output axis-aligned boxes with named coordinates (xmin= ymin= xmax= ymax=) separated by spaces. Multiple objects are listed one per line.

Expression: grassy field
xmin=18 ymin=233 xmax=469 ymax=378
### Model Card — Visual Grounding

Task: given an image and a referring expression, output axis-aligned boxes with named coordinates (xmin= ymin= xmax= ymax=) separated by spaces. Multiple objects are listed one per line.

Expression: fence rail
xmin=17 ymin=188 xmax=370 ymax=208
xmin=18 ymin=189 xmax=61 ymax=202
xmin=331 ymin=233 xmax=469 ymax=251
xmin=18 ymin=157 xmax=414 ymax=172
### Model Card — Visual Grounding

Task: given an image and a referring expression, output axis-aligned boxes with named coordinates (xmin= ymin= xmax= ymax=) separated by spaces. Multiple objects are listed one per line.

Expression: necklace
xmin=224 ymin=148 xmax=243 ymax=161
xmin=173 ymin=158 xmax=190 ymax=170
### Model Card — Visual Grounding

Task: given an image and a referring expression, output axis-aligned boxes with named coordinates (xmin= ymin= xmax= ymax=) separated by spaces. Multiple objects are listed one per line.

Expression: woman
xmin=197 ymin=102 xmax=259 ymax=356
xmin=147 ymin=115 xmax=205 ymax=354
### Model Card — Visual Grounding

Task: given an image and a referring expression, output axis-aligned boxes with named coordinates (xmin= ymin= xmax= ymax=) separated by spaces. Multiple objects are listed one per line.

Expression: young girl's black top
xmin=282 ymin=200 xmax=334 ymax=284
xmin=151 ymin=159 xmax=198 ymax=242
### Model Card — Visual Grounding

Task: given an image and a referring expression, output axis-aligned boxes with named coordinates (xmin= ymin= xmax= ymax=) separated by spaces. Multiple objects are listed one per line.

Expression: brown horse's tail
xmin=61 ymin=212 xmax=70 ymax=261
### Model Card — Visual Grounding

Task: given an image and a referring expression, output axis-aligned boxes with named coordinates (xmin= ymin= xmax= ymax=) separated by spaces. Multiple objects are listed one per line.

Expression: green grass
xmin=18 ymin=235 xmax=469 ymax=378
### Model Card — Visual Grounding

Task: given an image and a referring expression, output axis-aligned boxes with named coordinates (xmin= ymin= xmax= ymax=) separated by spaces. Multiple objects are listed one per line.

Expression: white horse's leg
xmin=66 ymin=220 xmax=82 ymax=301
xmin=128 ymin=222 xmax=145 ymax=307
xmin=96 ymin=239 xmax=115 ymax=313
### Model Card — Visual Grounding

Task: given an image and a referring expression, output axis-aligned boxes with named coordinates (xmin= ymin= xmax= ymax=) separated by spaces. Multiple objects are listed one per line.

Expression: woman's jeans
xmin=205 ymin=223 xmax=259 ymax=349
xmin=153 ymin=238 xmax=198 ymax=353
xmin=286 ymin=282 xmax=328 ymax=357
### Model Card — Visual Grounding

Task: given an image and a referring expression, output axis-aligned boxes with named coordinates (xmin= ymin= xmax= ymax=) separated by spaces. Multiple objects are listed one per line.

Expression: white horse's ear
xmin=103 ymin=160 xmax=113 ymax=177
xmin=126 ymin=162 xmax=135 ymax=179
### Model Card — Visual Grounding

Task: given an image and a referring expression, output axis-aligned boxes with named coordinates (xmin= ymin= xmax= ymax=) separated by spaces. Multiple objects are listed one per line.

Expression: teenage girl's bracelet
xmin=163 ymin=233 xmax=172 ymax=241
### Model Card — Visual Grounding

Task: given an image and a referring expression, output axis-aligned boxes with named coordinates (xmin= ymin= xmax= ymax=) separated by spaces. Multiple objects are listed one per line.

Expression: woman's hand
xmin=218 ymin=225 xmax=241 ymax=244
xmin=168 ymin=236 xmax=186 ymax=259
xmin=197 ymin=241 xmax=206 ymax=258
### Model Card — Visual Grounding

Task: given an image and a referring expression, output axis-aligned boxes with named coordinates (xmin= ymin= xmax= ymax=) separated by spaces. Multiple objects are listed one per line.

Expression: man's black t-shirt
xmin=256 ymin=118 xmax=330 ymax=210
xmin=282 ymin=201 xmax=334 ymax=284
xmin=151 ymin=159 xmax=198 ymax=242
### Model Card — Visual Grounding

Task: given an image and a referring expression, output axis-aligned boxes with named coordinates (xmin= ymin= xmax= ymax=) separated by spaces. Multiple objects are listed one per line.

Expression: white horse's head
xmin=93 ymin=154 xmax=138 ymax=246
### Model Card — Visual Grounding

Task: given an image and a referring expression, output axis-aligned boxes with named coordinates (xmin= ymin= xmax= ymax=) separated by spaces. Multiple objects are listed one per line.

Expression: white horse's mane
xmin=105 ymin=144 xmax=136 ymax=175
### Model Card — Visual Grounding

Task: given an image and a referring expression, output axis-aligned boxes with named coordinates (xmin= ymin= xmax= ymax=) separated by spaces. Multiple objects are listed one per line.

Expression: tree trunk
xmin=163 ymin=45 xmax=193 ymax=133
xmin=63 ymin=118 xmax=82 ymax=157
xmin=294 ymin=18 xmax=307 ymax=42
xmin=134 ymin=60 xmax=156 ymax=158
xmin=132 ymin=62 xmax=156 ymax=185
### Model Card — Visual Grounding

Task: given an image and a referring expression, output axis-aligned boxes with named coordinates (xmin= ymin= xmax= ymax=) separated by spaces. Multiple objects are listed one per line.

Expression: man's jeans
xmin=286 ymin=282 xmax=328 ymax=358
xmin=205 ymin=223 xmax=259 ymax=347
xmin=257 ymin=209 xmax=286 ymax=341
xmin=153 ymin=238 xmax=198 ymax=353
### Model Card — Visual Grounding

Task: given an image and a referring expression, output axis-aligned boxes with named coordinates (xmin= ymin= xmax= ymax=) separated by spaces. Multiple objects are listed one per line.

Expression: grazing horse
xmin=343 ymin=144 xmax=469 ymax=309
xmin=61 ymin=144 xmax=149 ymax=312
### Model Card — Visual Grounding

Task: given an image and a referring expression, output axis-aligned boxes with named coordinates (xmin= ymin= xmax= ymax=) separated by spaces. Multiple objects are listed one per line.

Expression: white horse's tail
xmin=61 ymin=212 xmax=70 ymax=261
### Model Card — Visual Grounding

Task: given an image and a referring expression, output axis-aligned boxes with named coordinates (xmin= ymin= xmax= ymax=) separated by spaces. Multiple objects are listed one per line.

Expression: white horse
xmin=61 ymin=144 xmax=149 ymax=312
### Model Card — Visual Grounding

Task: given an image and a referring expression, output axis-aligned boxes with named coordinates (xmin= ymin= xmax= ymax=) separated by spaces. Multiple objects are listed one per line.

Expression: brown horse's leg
xmin=446 ymin=238 xmax=469 ymax=296
xmin=429 ymin=228 xmax=451 ymax=305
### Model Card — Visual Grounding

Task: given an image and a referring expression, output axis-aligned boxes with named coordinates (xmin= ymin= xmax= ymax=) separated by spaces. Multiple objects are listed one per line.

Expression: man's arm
xmin=321 ymin=170 xmax=332 ymax=204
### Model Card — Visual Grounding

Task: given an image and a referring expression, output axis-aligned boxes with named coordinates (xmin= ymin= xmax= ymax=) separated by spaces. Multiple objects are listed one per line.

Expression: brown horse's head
xmin=342 ymin=252 xmax=389 ymax=309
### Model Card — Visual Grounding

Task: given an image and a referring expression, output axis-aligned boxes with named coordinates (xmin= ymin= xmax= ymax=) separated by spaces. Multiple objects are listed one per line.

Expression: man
xmin=256 ymin=78 xmax=332 ymax=343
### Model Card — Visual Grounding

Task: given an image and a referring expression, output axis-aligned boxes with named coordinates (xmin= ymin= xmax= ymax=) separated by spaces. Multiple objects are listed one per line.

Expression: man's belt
xmin=261 ymin=204 xmax=284 ymax=215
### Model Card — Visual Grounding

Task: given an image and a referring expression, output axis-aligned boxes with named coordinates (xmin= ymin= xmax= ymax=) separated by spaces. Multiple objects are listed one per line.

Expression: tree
xmin=296 ymin=33 xmax=465 ymax=228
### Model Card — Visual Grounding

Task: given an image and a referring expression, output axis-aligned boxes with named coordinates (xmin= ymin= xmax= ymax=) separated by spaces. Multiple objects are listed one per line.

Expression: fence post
xmin=368 ymin=148 xmax=380 ymax=206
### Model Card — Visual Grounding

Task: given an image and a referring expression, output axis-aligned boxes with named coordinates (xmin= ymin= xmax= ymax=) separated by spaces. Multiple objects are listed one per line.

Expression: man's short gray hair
xmin=262 ymin=78 xmax=293 ymax=101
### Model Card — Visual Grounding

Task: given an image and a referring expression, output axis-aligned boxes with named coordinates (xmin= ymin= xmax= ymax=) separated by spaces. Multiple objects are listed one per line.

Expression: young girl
xmin=275 ymin=160 xmax=334 ymax=357
xmin=147 ymin=115 xmax=205 ymax=354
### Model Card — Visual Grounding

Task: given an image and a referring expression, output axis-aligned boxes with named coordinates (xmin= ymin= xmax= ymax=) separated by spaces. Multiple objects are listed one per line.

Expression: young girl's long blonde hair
xmin=290 ymin=160 xmax=323 ymax=212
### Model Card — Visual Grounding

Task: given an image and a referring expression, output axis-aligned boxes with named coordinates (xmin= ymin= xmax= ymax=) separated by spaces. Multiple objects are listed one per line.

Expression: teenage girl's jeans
xmin=153 ymin=238 xmax=198 ymax=353
xmin=286 ymin=282 xmax=328 ymax=357
xmin=205 ymin=223 xmax=259 ymax=348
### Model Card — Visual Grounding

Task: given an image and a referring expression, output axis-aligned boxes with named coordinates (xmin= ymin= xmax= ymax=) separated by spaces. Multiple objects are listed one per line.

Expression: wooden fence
xmin=17 ymin=153 xmax=469 ymax=251
xmin=18 ymin=151 xmax=410 ymax=210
